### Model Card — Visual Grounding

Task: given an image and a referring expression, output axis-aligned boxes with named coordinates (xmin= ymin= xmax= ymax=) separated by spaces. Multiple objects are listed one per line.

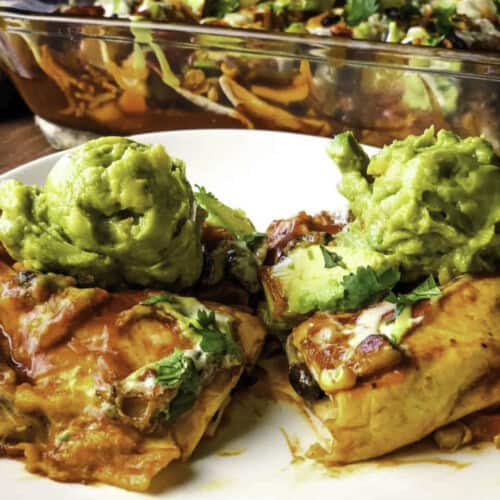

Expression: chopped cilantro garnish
xmin=141 ymin=294 xmax=175 ymax=305
xmin=165 ymin=389 xmax=198 ymax=422
xmin=151 ymin=307 xmax=242 ymax=423
xmin=338 ymin=266 xmax=400 ymax=311
xmin=427 ymin=34 xmax=445 ymax=47
xmin=200 ymin=328 xmax=227 ymax=353
xmin=434 ymin=7 xmax=455 ymax=36
xmin=205 ymin=0 xmax=240 ymax=17
xmin=195 ymin=309 xmax=227 ymax=354
xmin=192 ymin=309 xmax=242 ymax=359
xmin=197 ymin=308 xmax=217 ymax=329
xmin=346 ymin=0 xmax=378 ymax=26
xmin=155 ymin=349 xmax=201 ymax=423
xmin=320 ymin=245 xmax=345 ymax=269
xmin=386 ymin=275 xmax=441 ymax=317
xmin=156 ymin=349 xmax=196 ymax=388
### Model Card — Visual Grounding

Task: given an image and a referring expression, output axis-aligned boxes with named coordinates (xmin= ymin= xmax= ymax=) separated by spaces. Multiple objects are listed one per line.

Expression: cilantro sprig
xmin=320 ymin=245 xmax=345 ymax=269
xmin=434 ymin=7 xmax=455 ymax=36
xmin=386 ymin=275 xmax=441 ymax=317
xmin=191 ymin=309 xmax=241 ymax=359
xmin=338 ymin=266 xmax=400 ymax=311
xmin=131 ymin=302 xmax=243 ymax=425
xmin=205 ymin=0 xmax=240 ymax=17
xmin=194 ymin=185 xmax=255 ymax=239
xmin=166 ymin=389 xmax=199 ymax=422
xmin=156 ymin=348 xmax=198 ymax=388
xmin=155 ymin=349 xmax=201 ymax=423
xmin=346 ymin=0 xmax=378 ymax=26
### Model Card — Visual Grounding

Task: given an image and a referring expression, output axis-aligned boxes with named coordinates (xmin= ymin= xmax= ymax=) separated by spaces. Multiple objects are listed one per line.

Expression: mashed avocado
xmin=264 ymin=128 xmax=500 ymax=326
xmin=0 ymin=137 xmax=205 ymax=288
xmin=269 ymin=245 xmax=394 ymax=315
xmin=330 ymin=127 xmax=500 ymax=282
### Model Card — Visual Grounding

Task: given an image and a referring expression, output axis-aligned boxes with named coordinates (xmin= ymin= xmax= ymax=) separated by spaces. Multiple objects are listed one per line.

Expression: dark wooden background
xmin=0 ymin=77 xmax=53 ymax=173
xmin=0 ymin=117 xmax=53 ymax=173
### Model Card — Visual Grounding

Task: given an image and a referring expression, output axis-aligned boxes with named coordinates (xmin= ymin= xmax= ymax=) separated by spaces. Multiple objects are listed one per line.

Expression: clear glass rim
xmin=2 ymin=9 xmax=500 ymax=80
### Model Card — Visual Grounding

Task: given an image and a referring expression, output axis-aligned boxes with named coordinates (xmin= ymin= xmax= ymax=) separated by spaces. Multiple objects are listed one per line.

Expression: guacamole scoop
xmin=262 ymin=128 xmax=500 ymax=330
xmin=329 ymin=127 xmax=500 ymax=282
xmin=0 ymin=137 xmax=205 ymax=288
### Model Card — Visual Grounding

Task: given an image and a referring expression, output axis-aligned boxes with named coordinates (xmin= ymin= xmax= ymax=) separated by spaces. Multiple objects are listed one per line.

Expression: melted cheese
xmin=313 ymin=302 xmax=421 ymax=394
xmin=350 ymin=302 xmax=396 ymax=349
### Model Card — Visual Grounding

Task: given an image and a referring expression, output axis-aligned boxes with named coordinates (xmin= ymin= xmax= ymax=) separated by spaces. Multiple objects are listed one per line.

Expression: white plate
xmin=1 ymin=130 xmax=498 ymax=500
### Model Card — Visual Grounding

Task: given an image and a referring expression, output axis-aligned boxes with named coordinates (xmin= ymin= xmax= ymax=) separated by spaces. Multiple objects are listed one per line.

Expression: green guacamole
xmin=264 ymin=128 xmax=500 ymax=326
xmin=330 ymin=127 xmax=500 ymax=282
xmin=0 ymin=137 xmax=205 ymax=288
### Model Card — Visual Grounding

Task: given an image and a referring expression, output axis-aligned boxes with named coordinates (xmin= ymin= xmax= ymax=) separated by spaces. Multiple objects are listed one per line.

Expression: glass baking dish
xmin=1 ymin=10 xmax=499 ymax=151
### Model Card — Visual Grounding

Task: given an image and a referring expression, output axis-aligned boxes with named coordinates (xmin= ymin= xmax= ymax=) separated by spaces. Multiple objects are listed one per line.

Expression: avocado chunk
xmin=261 ymin=128 xmax=500 ymax=329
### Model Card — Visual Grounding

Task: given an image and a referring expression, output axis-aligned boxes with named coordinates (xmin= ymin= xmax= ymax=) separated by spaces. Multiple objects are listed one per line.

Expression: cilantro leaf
xmin=346 ymin=0 xmax=378 ymax=26
xmin=434 ymin=7 xmax=455 ymax=36
xmin=338 ymin=266 xmax=400 ymax=311
xmin=194 ymin=185 xmax=255 ymax=238
xmin=155 ymin=349 xmax=195 ymax=388
xmin=205 ymin=0 xmax=240 ymax=17
xmin=197 ymin=308 xmax=217 ymax=329
xmin=200 ymin=328 xmax=227 ymax=354
xmin=141 ymin=294 xmax=175 ymax=305
xmin=169 ymin=360 xmax=201 ymax=422
xmin=192 ymin=309 xmax=242 ymax=359
xmin=165 ymin=389 xmax=198 ymax=422
xmin=427 ymin=34 xmax=445 ymax=47
xmin=386 ymin=275 xmax=441 ymax=317
xmin=155 ymin=349 xmax=201 ymax=423
xmin=401 ymin=275 xmax=441 ymax=302
xmin=320 ymin=245 xmax=345 ymax=269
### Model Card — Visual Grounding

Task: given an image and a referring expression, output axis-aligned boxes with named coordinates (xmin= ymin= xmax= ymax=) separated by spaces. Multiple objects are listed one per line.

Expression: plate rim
xmin=1 ymin=128 xmax=380 ymax=181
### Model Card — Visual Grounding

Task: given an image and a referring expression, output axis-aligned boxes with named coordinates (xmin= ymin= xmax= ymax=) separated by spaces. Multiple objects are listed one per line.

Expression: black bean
xmin=447 ymin=31 xmax=467 ymax=49
xmin=288 ymin=363 xmax=324 ymax=401
xmin=426 ymin=20 xmax=437 ymax=32
xmin=321 ymin=14 xmax=341 ymax=27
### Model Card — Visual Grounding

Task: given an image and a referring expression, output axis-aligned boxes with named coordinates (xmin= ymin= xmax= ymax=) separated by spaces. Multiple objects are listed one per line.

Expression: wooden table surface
xmin=0 ymin=115 xmax=54 ymax=173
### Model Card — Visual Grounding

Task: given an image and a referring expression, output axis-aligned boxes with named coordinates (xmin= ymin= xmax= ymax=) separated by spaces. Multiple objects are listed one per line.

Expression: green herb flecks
xmin=386 ymin=275 xmax=441 ymax=317
xmin=194 ymin=185 xmax=255 ymax=239
xmin=242 ymin=232 xmax=267 ymax=251
xmin=164 ymin=389 xmax=198 ymax=422
xmin=155 ymin=348 xmax=197 ymax=388
xmin=205 ymin=0 xmax=240 ymax=17
xmin=346 ymin=0 xmax=378 ymax=26
xmin=320 ymin=245 xmax=345 ymax=269
xmin=434 ymin=7 xmax=455 ymax=37
xmin=155 ymin=349 xmax=201 ymax=423
xmin=338 ymin=266 xmax=400 ymax=311
xmin=196 ymin=309 xmax=226 ymax=354
xmin=192 ymin=309 xmax=242 ymax=360
xmin=140 ymin=294 xmax=176 ymax=305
